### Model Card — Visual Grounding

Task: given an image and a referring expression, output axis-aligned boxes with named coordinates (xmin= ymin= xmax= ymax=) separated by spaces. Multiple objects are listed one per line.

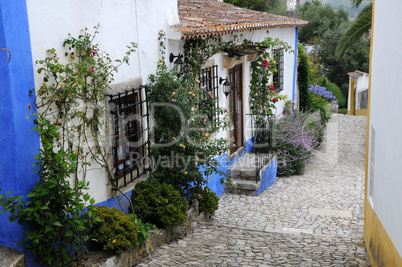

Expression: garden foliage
xmin=249 ymin=36 xmax=291 ymax=116
xmin=190 ymin=186 xmax=220 ymax=216
xmin=298 ymin=44 xmax=310 ymax=111
xmin=276 ymin=111 xmax=323 ymax=176
xmin=93 ymin=206 xmax=140 ymax=254
xmin=131 ymin=180 xmax=187 ymax=228
xmin=0 ymin=115 xmax=99 ymax=266
xmin=148 ymin=30 xmax=231 ymax=197
xmin=0 ymin=27 xmax=138 ymax=265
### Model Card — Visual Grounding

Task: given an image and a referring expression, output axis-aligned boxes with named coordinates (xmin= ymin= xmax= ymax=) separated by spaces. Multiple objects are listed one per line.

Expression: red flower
xmin=270 ymin=86 xmax=275 ymax=92
xmin=273 ymin=98 xmax=278 ymax=103
xmin=262 ymin=59 xmax=270 ymax=68
xmin=316 ymin=98 xmax=319 ymax=101
xmin=88 ymin=68 xmax=94 ymax=73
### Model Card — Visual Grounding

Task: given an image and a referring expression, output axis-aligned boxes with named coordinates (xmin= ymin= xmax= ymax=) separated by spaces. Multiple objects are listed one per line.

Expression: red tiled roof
xmin=348 ymin=70 xmax=369 ymax=78
xmin=175 ymin=0 xmax=308 ymax=39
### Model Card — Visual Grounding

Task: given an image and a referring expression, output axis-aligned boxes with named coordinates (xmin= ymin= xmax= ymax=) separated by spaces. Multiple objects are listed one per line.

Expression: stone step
xmin=0 ymin=245 xmax=26 ymax=267
xmin=226 ymin=179 xmax=261 ymax=196
xmin=228 ymin=153 xmax=272 ymax=181
xmin=227 ymin=167 xmax=258 ymax=181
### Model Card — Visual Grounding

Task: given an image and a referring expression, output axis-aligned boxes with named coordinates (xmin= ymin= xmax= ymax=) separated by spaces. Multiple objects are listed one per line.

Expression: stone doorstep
xmin=234 ymin=180 xmax=260 ymax=191
xmin=0 ymin=245 xmax=26 ymax=267
xmin=226 ymin=153 xmax=276 ymax=195
xmin=81 ymin=199 xmax=210 ymax=267
xmin=227 ymin=168 xmax=257 ymax=181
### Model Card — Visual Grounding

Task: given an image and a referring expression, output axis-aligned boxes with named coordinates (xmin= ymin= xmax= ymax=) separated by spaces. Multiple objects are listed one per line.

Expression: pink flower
xmin=91 ymin=49 xmax=97 ymax=56
xmin=88 ymin=68 xmax=94 ymax=73
xmin=262 ymin=59 xmax=270 ymax=68
xmin=198 ymin=194 xmax=202 ymax=199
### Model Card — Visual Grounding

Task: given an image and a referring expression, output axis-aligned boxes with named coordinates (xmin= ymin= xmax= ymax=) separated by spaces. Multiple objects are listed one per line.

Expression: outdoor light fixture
xmin=169 ymin=53 xmax=184 ymax=65
xmin=219 ymin=77 xmax=231 ymax=97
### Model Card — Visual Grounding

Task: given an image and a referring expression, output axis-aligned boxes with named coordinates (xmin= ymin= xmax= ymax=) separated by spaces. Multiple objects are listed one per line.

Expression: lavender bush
xmin=276 ymin=111 xmax=324 ymax=176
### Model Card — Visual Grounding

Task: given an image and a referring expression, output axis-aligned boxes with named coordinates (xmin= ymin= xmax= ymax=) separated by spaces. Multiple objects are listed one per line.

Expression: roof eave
xmin=173 ymin=21 xmax=308 ymax=40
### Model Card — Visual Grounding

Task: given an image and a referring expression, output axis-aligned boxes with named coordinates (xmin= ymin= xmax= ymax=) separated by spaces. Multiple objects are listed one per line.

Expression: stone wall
xmin=82 ymin=199 xmax=210 ymax=266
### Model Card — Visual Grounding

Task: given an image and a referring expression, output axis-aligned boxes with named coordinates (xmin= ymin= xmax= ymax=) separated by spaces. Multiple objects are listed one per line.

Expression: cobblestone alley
xmin=138 ymin=114 xmax=370 ymax=266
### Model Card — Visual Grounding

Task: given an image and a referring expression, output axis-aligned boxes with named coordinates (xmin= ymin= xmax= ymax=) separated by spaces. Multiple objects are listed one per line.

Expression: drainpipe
xmin=134 ymin=0 xmax=142 ymax=79
xmin=292 ymin=27 xmax=298 ymax=111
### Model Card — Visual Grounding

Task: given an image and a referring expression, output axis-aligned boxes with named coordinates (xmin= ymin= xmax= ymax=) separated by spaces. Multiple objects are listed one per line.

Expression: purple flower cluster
xmin=308 ymin=84 xmax=336 ymax=102
xmin=275 ymin=111 xmax=323 ymax=175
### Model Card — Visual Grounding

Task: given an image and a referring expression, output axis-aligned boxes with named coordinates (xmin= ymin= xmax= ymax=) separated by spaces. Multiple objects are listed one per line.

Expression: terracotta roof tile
xmin=175 ymin=0 xmax=308 ymax=39
xmin=348 ymin=70 xmax=369 ymax=78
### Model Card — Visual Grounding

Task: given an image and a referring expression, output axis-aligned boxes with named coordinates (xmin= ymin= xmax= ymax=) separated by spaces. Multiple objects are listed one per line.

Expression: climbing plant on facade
xmin=249 ymin=36 xmax=292 ymax=116
xmin=148 ymin=30 xmax=232 ymax=197
xmin=0 ymin=27 xmax=137 ymax=265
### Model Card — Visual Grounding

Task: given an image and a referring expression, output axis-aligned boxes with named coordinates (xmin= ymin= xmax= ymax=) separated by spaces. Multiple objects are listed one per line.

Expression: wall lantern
xmin=219 ymin=77 xmax=231 ymax=97
xmin=169 ymin=53 xmax=184 ymax=65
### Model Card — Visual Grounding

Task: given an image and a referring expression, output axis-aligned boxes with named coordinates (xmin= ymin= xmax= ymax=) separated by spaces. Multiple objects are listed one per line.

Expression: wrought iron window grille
xmin=273 ymin=49 xmax=284 ymax=93
xmin=199 ymin=65 xmax=219 ymax=124
xmin=108 ymin=85 xmax=151 ymax=189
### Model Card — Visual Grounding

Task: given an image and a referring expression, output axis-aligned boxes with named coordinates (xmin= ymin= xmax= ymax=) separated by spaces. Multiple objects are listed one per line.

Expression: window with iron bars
xmin=108 ymin=86 xmax=151 ymax=189
xmin=273 ymin=49 xmax=284 ymax=92
xmin=199 ymin=65 xmax=219 ymax=124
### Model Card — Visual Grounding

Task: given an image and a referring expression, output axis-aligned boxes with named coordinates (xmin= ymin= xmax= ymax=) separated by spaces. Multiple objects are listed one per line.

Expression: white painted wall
xmin=194 ymin=28 xmax=297 ymax=146
xmin=368 ymin=0 xmax=402 ymax=256
xmin=347 ymin=73 xmax=369 ymax=112
xmin=26 ymin=0 xmax=298 ymax=203
xmin=26 ymin=0 xmax=180 ymax=203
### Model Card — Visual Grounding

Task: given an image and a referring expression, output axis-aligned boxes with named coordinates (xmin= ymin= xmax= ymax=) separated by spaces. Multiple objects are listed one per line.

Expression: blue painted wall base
xmin=254 ymin=160 xmax=277 ymax=195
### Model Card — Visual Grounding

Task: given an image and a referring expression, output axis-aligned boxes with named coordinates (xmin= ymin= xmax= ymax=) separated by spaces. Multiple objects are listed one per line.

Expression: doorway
xmin=229 ymin=64 xmax=243 ymax=153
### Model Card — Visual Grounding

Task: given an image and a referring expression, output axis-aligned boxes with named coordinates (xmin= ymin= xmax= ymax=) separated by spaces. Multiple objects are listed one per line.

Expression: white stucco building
xmin=364 ymin=0 xmax=402 ymax=265
xmin=22 ymin=0 xmax=306 ymax=206
xmin=0 ymin=2 xmax=306 ymax=261
xmin=347 ymin=70 xmax=369 ymax=116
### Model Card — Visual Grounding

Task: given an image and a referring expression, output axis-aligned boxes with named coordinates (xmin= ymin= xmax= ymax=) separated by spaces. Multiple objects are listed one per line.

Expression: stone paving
xmin=138 ymin=114 xmax=370 ymax=266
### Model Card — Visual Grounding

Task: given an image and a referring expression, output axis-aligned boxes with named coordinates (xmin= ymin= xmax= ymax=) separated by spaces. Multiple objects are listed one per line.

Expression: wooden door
xmin=229 ymin=64 xmax=243 ymax=153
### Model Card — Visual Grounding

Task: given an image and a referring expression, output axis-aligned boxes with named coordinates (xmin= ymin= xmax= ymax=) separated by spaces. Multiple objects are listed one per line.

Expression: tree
xmin=224 ymin=0 xmax=266 ymax=11
xmin=315 ymin=22 xmax=370 ymax=97
xmin=224 ymin=0 xmax=287 ymax=15
xmin=298 ymin=44 xmax=310 ymax=110
xmin=336 ymin=3 xmax=372 ymax=59
xmin=298 ymin=0 xmax=349 ymax=44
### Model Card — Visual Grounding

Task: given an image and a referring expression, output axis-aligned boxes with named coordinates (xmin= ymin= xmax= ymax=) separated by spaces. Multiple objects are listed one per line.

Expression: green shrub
xmin=93 ymin=206 xmax=139 ymax=254
xmin=326 ymin=82 xmax=346 ymax=107
xmin=339 ymin=108 xmax=348 ymax=114
xmin=308 ymin=93 xmax=331 ymax=123
xmin=298 ymin=44 xmax=310 ymax=111
xmin=305 ymin=113 xmax=324 ymax=145
xmin=131 ymin=180 xmax=187 ymax=228
xmin=190 ymin=186 xmax=219 ymax=216
xmin=127 ymin=214 xmax=158 ymax=248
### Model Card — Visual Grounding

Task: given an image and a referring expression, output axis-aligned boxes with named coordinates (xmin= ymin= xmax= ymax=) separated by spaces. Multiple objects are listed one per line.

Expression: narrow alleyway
xmin=138 ymin=114 xmax=370 ymax=266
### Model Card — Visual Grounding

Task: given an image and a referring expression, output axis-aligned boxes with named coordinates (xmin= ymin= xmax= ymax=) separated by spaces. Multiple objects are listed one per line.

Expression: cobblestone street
xmin=138 ymin=114 xmax=370 ymax=266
